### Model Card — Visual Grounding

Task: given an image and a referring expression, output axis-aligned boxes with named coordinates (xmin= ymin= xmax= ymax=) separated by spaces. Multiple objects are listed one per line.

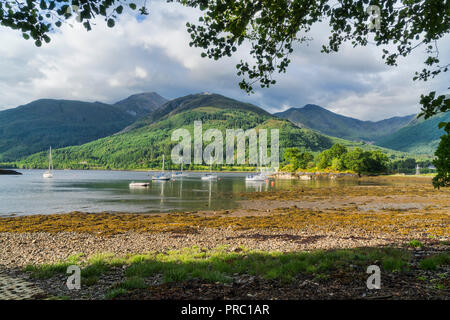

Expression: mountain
xmin=274 ymin=104 xmax=415 ymax=142
xmin=376 ymin=112 xmax=450 ymax=154
xmin=121 ymin=92 xmax=272 ymax=133
xmin=19 ymin=93 xmax=346 ymax=170
xmin=0 ymin=99 xmax=136 ymax=161
xmin=114 ymin=92 xmax=168 ymax=117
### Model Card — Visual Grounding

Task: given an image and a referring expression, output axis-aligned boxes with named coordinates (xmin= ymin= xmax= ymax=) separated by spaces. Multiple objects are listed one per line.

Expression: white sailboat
xmin=246 ymin=146 xmax=267 ymax=182
xmin=129 ymin=181 xmax=150 ymax=188
xmin=201 ymin=161 xmax=217 ymax=180
xmin=152 ymin=155 xmax=170 ymax=181
xmin=172 ymin=161 xmax=187 ymax=178
xmin=43 ymin=147 xmax=54 ymax=178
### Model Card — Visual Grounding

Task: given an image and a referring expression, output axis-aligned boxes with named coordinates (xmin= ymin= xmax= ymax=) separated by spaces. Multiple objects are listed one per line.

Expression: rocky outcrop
xmin=271 ymin=172 xmax=358 ymax=179
xmin=0 ymin=169 xmax=22 ymax=175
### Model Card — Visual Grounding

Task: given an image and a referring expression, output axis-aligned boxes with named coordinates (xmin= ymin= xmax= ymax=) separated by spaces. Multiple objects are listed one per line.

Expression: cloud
xmin=0 ymin=1 xmax=448 ymax=121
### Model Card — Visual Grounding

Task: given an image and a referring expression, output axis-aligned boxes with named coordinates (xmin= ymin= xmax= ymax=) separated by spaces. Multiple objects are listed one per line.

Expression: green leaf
xmin=107 ymin=19 xmax=115 ymax=28
xmin=129 ymin=3 xmax=137 ymax=10
xmin=39 ymin=0 xmax=47 ymax=10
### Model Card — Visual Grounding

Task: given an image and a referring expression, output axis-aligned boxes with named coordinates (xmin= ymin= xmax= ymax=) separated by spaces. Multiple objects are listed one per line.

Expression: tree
xmin=433 ymin=129 xmax=450 ymax=188
xmin=0 ymin=1 xmax=150 ymax=46
xmin=365 ymin=150 xmax=389 ymax=173
xmin=317 ymin=143 xmax=347 ymax=169
xmin=342 ymin=148 xmax=365 ymax=174
xmin=284 ymin=147 xmax=313 ymax=171
xmin=298 ymin=151 xmax=314 ymax=169
xmin=317 ymin=149 xmax=332 ymax=169
xmin=331 ymin=157 xmax=345 ymax=171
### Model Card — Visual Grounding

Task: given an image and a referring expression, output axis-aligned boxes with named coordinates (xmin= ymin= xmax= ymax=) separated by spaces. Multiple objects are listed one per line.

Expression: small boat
xmin=245 ymin=146 xmax=267 ymax=182
xmin=152 ymin=155 xmax=170 ymax=181
xmin=201 ymin=173 xmax=218 ymax=181
xmin=43 ymin=146 xmax=54 ymax=178
xmin=172 ymin=161 xmax=187 ymax=178
xmin=129 ymin=182 xmax=150 ymax=188
xmin=245 ymin=173 xmax=266 ymax=181
xmin=201 ymin=161 xmax=217 ymax=180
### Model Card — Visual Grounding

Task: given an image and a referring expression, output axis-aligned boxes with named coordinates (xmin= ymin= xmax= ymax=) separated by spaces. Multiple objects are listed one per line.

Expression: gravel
xmin=0 ymin=228 xmax=430 ymax=268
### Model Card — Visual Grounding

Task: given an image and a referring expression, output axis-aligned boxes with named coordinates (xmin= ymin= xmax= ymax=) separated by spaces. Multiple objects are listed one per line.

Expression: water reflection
xmin=245 ymin=180 xmax=270 ymax=192
xmin=0 ymin=169 xmax=385 ymax=216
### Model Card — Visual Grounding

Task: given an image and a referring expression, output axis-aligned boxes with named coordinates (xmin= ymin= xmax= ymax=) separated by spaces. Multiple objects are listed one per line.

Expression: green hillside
xmin=0 ymin=99 xmax=136 ymax=161
xmin=376 ymin=112 xmax=450 ymax=154
xmin=17 ymin=93 xmax=416 ymax=170
xmin=275 ymin=105 xmax=415 ymax=142
xmin=122 ymin=92 xmax=272 ymax=132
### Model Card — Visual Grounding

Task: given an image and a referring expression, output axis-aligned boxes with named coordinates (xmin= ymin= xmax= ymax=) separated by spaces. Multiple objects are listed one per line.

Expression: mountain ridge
xmin=121 ymin=92 xmax=272 ymax=133
xmin=18 ymin=93 xmax=415 ymax=170
xmin=0 ymin=92 xmax=167 ymax=161
xmin=275 ymin=104 xmax=416 ymax=142
xmin=114 ymin=92 xmax=168 ymax=117
xmin=376 ymin=111 xmax=450 ymax=154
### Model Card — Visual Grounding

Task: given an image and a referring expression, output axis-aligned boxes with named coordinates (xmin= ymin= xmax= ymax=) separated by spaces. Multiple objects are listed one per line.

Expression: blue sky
xmin=0 ymin=1 xmax=448 ymax=121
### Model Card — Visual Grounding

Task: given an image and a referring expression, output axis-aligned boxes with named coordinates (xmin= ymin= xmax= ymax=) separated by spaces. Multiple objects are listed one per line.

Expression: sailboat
xmin=152 ymin=155 xmax=170 ymax=181
xmin=172 ymin=161 xmax=187 ymax=178
xmin=246 ymin=146 xmax=267 ymax=182
xmin=43 ymin=147 xmax=54 ymax=178
xmin=201 ymin=160 xmax=218 ymax=180
xmin=129 ymin=181 xmax=150 ymax=188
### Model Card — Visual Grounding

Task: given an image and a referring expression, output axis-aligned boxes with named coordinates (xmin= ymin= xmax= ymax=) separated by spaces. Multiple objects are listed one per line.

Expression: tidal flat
xmin=0 ymin=176 xmax=448 ymax=300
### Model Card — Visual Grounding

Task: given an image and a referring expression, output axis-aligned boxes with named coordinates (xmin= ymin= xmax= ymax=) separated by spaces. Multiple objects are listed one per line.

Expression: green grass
xmin=105 ymin=288 xmax=128 ymax=299
xmin=23 ymin=246 xmax=413 ymax=290
xmin=120 ymin=277 xmax=148 ymax=290
xmin=24 ymin=252 xmax=125 ymax=283
xmin=408 ymin=240 xmax=423 ymax=248
xmin=24 ymin=254 xmax=83 ymax=279
xmin=122 ymin=246 xmax=411 ymax=283
xmin=435 ymin=283 xmax=445 ymax=290
xmin=45 ymin=295 xmax=71 ymax=300
xmin=419 ymin=253 xmax=450 ymax=270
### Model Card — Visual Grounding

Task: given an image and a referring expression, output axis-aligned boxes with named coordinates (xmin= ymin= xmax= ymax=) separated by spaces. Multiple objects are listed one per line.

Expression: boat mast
xmin=258 ymin=145 xmax=262 ymax=174
xmin=162 ymin=155 xmax=165 ymax=172
xmin=49 ymin=146 xmax=53 ymax=172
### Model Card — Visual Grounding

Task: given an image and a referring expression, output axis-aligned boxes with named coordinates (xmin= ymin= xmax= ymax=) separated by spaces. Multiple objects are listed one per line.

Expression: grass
xmin=23 ymin=245 xmax=450 ymax=298
xmin=120 ymin=277 xmax=147 ymax=290
xmin=28 ymin=246 xmax=413 ymax=286
xmin=24 ymin=254 xmax=83 ymax=279
xmin=105 ymin=288 xmax=128 ymax=299
xmin=408 ymin=239 xmax=423 ymax=248
xmin=24 ymin=252 xmax=125 ymax=282
xmin=418 ymin=253 xmax=450 ymax=270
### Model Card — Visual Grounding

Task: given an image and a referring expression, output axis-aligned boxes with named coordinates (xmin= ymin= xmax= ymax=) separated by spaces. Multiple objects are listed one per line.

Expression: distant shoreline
xmin=5 ymin=167 xmax=437 ymax=177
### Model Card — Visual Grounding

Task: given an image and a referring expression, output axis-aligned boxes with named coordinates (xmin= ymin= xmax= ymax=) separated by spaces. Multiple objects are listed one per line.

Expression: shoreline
xmin=0 ymin=177 xmax=448 ymax=300
xmin=3 ymin=167 xmax=437 ymax=176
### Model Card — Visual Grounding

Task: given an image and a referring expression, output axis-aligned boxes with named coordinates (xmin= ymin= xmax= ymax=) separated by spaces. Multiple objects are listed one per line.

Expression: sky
xmin=0 ymin=1 xmax=449 ymax=121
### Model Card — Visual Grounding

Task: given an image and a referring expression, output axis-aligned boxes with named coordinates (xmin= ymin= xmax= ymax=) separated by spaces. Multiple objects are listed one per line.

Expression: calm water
xmin=0 ymin=169 xmax=365 ymax=216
